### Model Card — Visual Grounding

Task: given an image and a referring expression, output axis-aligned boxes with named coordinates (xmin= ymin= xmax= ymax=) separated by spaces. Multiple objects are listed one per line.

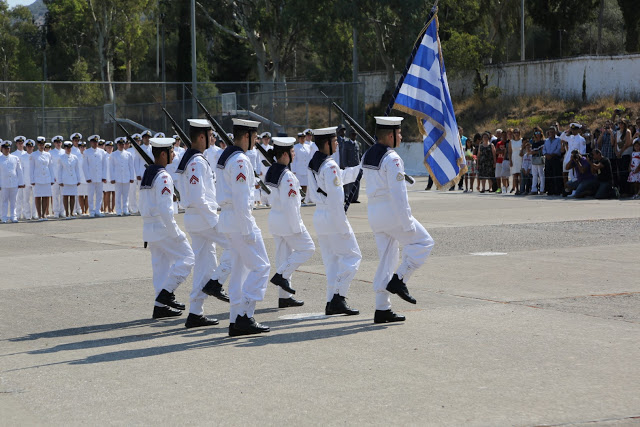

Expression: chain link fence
xmin=0 ymin=81 xmax=364 ymax=141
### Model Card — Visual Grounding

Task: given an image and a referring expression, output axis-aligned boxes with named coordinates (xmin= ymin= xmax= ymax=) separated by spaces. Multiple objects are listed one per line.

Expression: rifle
xmin=161 ymin=107 xmax=192 ymax=149
xmin=321 ymin=91 xmax=415 ymax=186
xmin=184 ymin=87 xmax=271 ymax=195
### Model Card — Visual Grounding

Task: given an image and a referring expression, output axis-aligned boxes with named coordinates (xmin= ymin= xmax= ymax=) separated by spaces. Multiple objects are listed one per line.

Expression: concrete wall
xmin=395 ymin=142 xmax=428 ymax=176
xmin=359 ymin=71 xmax=401 ymax=106
xmin=448 ymin=54 xmax=640 ymax=100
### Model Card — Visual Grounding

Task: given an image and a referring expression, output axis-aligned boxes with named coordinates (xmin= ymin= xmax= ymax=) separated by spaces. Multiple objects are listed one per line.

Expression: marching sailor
xmin=56 ymin=141 xmax=81 ymax=219
xmin=362 ymin=117 xmax=434 ymax=323
xmin=175 ymin=119 xmax=232 ymax=329
xmin=127 ymin=133 xmax=142 ymax=214
xmin=216 ymin=118 xmax=271 ymax=336
xmin=0 ymin=139 xmax=25 ymax=223
xmin=83 ymin=135 xmax=108 ymax=217
xmin=265 ymin=136 xmax=314 ymax=308
xmin=110 ymin=137 xmax=135 ymax=216
xmin=139 ymin=137 xmax=194 ymax=319
xmin=308 ymin=127 xmax=361 ymax=315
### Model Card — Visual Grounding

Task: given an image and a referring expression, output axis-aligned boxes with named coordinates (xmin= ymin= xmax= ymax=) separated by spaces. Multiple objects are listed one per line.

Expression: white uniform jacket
xmin=265 ymin=164 xmax=304 ymax=236
xmin=216 ymin=146 xmax=255 ymax=236
xmin=203 ymin=145 xmax=222 ymax=170
xmin=83 ymin=147 xmax=108 ymax=182
xmin=139 ymin=165 xmax=181 ymax=242
xmin=50 ymin=148 xmax=64 ymax=182
xmin=0 ymin=154 xmax=24 ymax=189
xmin=14 ymin=151 xmax=30 ymax=181
xmin=176 ymin=149 xmax=219 ymax=232
xmin=560 ymin=132 xmax=587 ymax=165
xmin=109 ymin=150 xmax=135 ymax=183
xmin=30 ymin=151 xmax=55 ymax=185
xmin=361 ymin=143 xmax=414 ymax=233
xmin=291 ymin=142 xmax=311 ymax=177
xmin=56 ymin=153 xmax=81 ymax=186
xmin=307 ymin=151 xmax=359 ymax=236
xmin=134 ymin=144 xmax=154 ymax=178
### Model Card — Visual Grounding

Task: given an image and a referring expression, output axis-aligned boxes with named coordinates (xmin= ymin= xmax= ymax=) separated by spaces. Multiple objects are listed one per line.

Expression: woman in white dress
xmin=510 ymin=128 xmax=523 ymax=195
xmin=57 ymin=141 xmax=81 ymax=218
xmin=102 ymin=141 xmax=116 ymax=214
xmin=30 ymin=137 xmax=55 ymax=221
xmin=77 ymin=141 xmax=89 ymax=215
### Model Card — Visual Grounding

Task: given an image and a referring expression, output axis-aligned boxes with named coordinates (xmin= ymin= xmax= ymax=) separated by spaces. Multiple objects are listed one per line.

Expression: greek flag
xmin=387 ymin=13 xmax=466 ymax=189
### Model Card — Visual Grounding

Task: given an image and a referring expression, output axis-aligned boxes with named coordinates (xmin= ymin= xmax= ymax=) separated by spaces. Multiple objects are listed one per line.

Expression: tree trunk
xmin=372 ymin=21 xmax=396 ymax=103
xmin=597 ymin=0 xmax=604 ymax=54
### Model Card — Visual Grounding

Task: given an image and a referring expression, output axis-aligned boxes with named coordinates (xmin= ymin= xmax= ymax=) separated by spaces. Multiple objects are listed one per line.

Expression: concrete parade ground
xmin=1 ymin=177 xmax=639 ymax=426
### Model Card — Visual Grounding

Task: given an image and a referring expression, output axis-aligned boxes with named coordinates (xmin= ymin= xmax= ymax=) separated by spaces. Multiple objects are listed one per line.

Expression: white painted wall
xmin=395 ymin=142 xmax=428 ymax=176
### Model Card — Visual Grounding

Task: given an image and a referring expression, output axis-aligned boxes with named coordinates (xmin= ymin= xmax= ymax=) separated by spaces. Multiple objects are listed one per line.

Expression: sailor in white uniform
xmin=172 ymin=135 xmax=186 ymax=159
xmin=292 ymin=130 xmax=312 ymax=202
xmin=110 ymin=137 xmax=135 ymax=216
xmin=175 ymin=119 xmax=232 ymax=328
xmin=126 ymin=133 xmax=142 ymax=214
xmin=56 ymin=141 xmax=81 ymax=219
xmin=139 ymin=137 xmax=194 ymax=319
xmin=255 ymin=132 xmax=271 ymax=206
xmin=20 ymin=139 xmax=37 ymax=219
xmin=265 ymin=136 xmax=315 ymax=308
xmin=216 ymin=118 xmax=271 ymax=336
xmin=83 ymin=135 xmax=108 ymax=217
xmin=203 ymin=131 xmax=225 ymax=170
xmin=560 ymin=123 xmax=587 ymax=181
xmin=30 ymin=137 xmax=55 ymax=220
xmin=362 ymin=117 xmax=435 ymax=323
xmin=50 ymin=135 xmax=65 ymax=218
xmin=307 ymin=126 xmax=361 ymax=315
xmin=12 ymin=136 xmax=30 ymax=220
xmin=0 ymin=140 xmax=25 ymax=223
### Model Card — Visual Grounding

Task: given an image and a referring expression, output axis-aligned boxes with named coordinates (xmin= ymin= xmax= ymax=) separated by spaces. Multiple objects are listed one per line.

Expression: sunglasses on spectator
xmin=534 ymin=131 xmax=541 ymax=135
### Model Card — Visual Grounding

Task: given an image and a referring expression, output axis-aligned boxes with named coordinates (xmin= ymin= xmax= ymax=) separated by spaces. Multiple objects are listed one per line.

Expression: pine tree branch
xmin=196 ymin=1 xmax=248 ymax=41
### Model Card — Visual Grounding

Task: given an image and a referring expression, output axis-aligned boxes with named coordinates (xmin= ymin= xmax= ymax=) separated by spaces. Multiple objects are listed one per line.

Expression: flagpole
xmin=384 ymin=0 xmax=439 ymax=116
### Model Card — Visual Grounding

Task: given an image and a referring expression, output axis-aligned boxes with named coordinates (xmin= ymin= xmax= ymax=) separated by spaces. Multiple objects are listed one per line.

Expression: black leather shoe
xmin=152 ymin=305 xmax=183 ymax=319
xmin=386 ymin=274 xmax=417 ymax=304
xmin=279 ymin=297 xmax=304 ymax=308
xmin=326 ymin=294 xmax=359 ymax=315
xmin=201 ymin=279 xmax=230 ymax=302
xmin=229 ymin=314 xmax=270 ymax=336
xmin=270 ymin=273 xmax=296 ymax=294
xmin=155 ymin=289 xmax=185 ymax=310
xmin=185 ymin=313 xmax=219 ymax=328
xmin=374 ymin=309 xmax=406 ymax=324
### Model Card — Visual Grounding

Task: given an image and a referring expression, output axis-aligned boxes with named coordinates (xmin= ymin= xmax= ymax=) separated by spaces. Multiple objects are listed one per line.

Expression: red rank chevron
xmin=161 ymin=187 xmax=171 ymax=195
xmin=236 ymin=173 xmax=246 ymax=182
xmin=288 ymin=189 xmax=297 ymax=197
xmin=190 ymin=175 xmax=199 ymax=184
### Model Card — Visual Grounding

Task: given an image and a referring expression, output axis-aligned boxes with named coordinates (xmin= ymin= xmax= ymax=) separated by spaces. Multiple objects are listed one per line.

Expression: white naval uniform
xmin=216 ymin=146 xmax=271 ymax=322
xmin=30 ymin=151 xmax=55 ymax=198
xmin=83 ymin=147 xmax=108 ymax=215
xmin=362 ymin=144 xmax=434 ymax=310
xmin=104 ymin=152 xmax=115 ymax=193
xmin=109 ymin=150 xmax=135 ymax=215
xmin=13 ymin=150 xmax=30 ymax=219
xmin=176 ymin=149 xmax=232 ymax=316
xmin=255 ymin=143 xmax=271 ymax=205
xmin=130 ymin=144 xmax=153 ymax=214
xmin=56 ymin=153 xmax=81 ymax=196
xmin=245 ymin=147 xmax=261 ymax=202
xmin=560 ymin=132 xmax=587 ymax=181
xmin=0 ymin=153 xmax=25 ymax=222
xmin=292 ymin=142 xmax=311 ymax=187
xmin=203 ymin=145 xmax=222 ymax=170
xmin=265 ymin=164 xmax=315 ymax=298
xmin=50 ymin=148 xmax=65 ymax=216
xmin=307 ymin=152 xmax=362 ymax=302
xmin=139 ymin=166 xmax=194 ymax=307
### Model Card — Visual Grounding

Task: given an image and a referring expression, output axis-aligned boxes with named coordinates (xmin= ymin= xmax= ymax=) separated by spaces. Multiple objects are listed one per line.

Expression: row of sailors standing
xmin=140 ymin=117 xmax=435 ymax=336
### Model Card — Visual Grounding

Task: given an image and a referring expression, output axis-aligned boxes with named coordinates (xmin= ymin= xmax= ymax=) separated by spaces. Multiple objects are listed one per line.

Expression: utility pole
xmin=191 ymin=0 xmax=197 ymax=118
xmin=352 ymin=27 xmax=359 ymax=118
xmin=597 ymin=0 xmax=604 ymax=54
xmin=521 ymin=0 xmax=525 ymax=61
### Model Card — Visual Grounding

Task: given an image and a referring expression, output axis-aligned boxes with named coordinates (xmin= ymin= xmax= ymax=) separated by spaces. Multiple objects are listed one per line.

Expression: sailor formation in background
xmin=133 ymin=116 xmax=434 ymax=336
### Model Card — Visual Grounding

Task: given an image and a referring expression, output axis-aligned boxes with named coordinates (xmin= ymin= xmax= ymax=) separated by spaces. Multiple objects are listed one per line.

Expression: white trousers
xmin=88 ymin=182 xmax=103 ymax=215
xmin=148 ymin=233 xmax=194 ymax=307
xmin=114 ymin=182 xmax=130 ymax=215
xmin=188 ymin=227 xmax=233 ymax=315
xmin=17 ymin=186 xmax=34 ymax=219
xmin=372 ymin=218 xmax=434 ymax=310
xmin=273 ymin=230 xmax=315 ymax=298
xmin=317 ymin=232 xmax=362 ymax=302
xmin=1 ymin=187 xmax=19 ymax=221
xmin=51 ymin=182 xmax=63 ymax=215
xmin=531 ymin=165 xmax=545 ymax=193
xmin=128 ymin=180 xmax=139 ymax=213
xmin=226 ymin=224 xmax=271 ymax=322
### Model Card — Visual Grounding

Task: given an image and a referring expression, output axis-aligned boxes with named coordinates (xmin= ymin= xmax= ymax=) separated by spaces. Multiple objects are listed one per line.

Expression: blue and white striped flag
xmin=387 ymin=13 xmax=466 ymax=189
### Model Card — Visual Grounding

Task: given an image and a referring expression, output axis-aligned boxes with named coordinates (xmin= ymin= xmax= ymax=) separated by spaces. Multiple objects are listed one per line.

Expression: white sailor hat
xmin=272 ymin=136 xmax=295 ymax=147
xmin=303 ymin=128 xmax=313 ymax=135
xmin=374 ymin=116 xmax=404 ymax=129
xmin=226 ymin=132 xmax=234 ymax=140
xmin=172 ymin=134 xmax=180 ymax=140
xmin=297 ymin=132 xmax=304 ymax=137
xmin=98 ymin=139 xmax=105 ymax=145
xmin=212 ymin=131 xmax=218 ymax=137
xmin=70 ymin=132 xmax=82 ymax=140
xmin=44 ymin=142 xmax=52 ymax=147
xmin=495 ymin=128 xmax=503 ymax=133
xmin=232 ymin=118 xmax=260 ymax=129
xmin=132 ymin=133 xmax=141 ymax=140
xmin=52 ymin=135 xmax=63 ymax=142
xmin=36 ymin=136 xmax=46 ymax=143
xmin=0 ymin=140 xmax=10 ymax=147
xmin=79 ymin=140 xmax=87 ymax=146
xmin=187 ymin=119 xmax=211 ymax=129
xmin=149 ymin=137 xmax=175 ymax=148
xmin=88 ymin=134 xmax=100 ymax=142
xmin=570 ymin=122 xmax=582 ymax=129
xmin=153 ymin=132 xmax=165 ymax=138
xmin=115 ymin=137 xmax=125 ymax=144
xmin=14 ymin=135 xmax=26 ymax=142
xmin=260 ymin=131 xmax=271 ymax=139
xmin=105 ymin=140 xmax=114 ymax=146
xmin=25 ymin=139 xmax=35 ymax=146
xmin=141 ymin=130 xmax=152 ymax=137
xmin=313 ymin=126 xmax=338 ymax=137
xmin=62 ymin=140 xmax=73 ymax=147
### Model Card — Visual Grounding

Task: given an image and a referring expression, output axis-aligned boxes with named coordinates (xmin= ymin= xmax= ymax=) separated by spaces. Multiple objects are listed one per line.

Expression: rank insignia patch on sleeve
xmin=334 ymin=176 xmax=341 ymax=186
xmin=190 ymin=175 xmax=199 ymax=184
xmin=288 ymin=189 xmax=297 ymax=197
xmin=236 ymin=173 xmax=246 ymax=182
xmin=396 ymin=172 xmax=404 ymax=181
xmin=161 ymin=187 xmax=171 ymax=195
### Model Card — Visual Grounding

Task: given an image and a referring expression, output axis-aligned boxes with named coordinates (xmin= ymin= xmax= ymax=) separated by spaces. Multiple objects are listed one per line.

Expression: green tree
xmin=617 ymin=0 xmax=640 ymax=52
